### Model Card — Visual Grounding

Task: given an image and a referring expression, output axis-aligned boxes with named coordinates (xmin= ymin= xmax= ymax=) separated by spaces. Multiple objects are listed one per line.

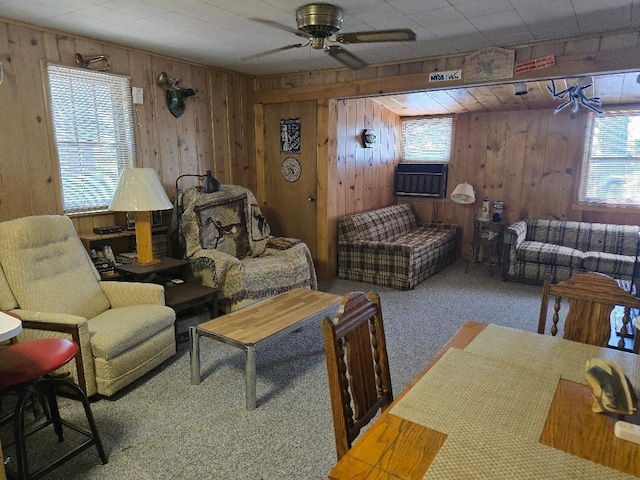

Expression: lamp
xmin=450 ymin=183 xmax=476 ymax=204
xmin=174 ymin=170 xmax=221 ymax=220
xmin=109 ymin=168 xmax=173 ymax=266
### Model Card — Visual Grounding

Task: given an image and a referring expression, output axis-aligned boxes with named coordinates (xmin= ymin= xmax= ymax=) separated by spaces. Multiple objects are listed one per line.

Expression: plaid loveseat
xmin=503 ymin=219 xmax=640 ymax=284
xmin=337 ymin=204 xmax=460 ymax=290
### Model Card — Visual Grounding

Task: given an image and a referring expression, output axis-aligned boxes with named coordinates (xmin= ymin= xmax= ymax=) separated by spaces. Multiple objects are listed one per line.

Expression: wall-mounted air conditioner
xmin=394 ymin=163 xmax=448 ymax=198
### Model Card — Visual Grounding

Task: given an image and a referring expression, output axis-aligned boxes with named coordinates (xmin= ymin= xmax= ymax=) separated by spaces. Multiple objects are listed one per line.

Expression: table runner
xmin=389 ymin=325 xmax=639 ymax=479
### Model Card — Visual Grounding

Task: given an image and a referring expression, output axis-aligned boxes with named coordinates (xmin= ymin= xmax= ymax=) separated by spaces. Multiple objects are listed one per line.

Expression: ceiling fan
xmin=247 ymin=3 xmax=416 ymax=69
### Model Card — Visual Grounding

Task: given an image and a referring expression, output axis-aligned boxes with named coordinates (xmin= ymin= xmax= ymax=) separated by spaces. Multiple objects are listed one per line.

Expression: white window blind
xmin=47 ymin=64 xmax=136 ymax=214
xmin=402 ymin=116 xmax=452 ymax=162
xmin=579 ymin=110 xmax=640 ymax=207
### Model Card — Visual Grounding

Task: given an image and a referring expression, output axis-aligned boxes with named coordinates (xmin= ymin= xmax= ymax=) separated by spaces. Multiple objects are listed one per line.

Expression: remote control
xmin=614 ymin=421 xmax=640 ymax=443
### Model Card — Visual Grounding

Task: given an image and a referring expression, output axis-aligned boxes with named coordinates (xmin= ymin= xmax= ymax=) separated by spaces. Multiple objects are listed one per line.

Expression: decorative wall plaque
xmin=280 ymin=118 xmax=301 ymax=154
xmin=464 ymin=47 xmax=515 ymax=83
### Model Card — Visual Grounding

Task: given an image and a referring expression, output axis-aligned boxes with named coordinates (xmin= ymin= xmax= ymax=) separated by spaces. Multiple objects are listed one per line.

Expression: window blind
xmin=47 ymin=64 xmax=136 ymax=214
xmin=580 ymin=110 xmax=640 ymax=206
xmin=402 ymin=116 xmax=452 ymax=162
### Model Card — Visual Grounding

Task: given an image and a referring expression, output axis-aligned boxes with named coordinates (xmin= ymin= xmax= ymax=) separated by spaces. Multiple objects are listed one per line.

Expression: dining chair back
xmin=538 ymin=272 xmax=640 ymax=351
xmin=322 ymin=291 xmax=393 ymax=460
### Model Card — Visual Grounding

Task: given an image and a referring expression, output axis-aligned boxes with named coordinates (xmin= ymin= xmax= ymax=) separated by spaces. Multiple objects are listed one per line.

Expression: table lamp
xmin=109 ymin=168 xmax=173 ymax=266
xmin=450 ymin=183 xmax=476 ymax=204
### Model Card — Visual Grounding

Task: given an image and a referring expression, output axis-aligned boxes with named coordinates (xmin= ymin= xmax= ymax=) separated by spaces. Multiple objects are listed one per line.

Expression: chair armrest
xmin=99 ymin=281 xmax=166 ymax=307
xmin=188 ymin=248 xmax=242 ymax=289
xmin=10 ymin=309 xmax=96 ymax=396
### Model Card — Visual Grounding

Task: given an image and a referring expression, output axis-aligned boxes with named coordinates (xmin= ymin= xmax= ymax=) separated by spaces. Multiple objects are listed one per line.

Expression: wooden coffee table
xmin=189 ymin=288 xmax=341 ymax=410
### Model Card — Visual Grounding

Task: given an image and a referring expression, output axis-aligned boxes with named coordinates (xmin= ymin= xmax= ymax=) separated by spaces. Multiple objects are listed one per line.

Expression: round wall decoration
xmin=281 ymin=157 xmax=301 ymax=182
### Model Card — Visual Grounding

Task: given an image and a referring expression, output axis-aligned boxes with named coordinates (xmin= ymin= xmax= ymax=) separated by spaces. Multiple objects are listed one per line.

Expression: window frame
xmin=401 ymin=115 xmax=453 ymax=163
xmin=46 ymin=63 xmax=137 ymax=215
xmin=578 ymin=109 xmax=640 ymax=209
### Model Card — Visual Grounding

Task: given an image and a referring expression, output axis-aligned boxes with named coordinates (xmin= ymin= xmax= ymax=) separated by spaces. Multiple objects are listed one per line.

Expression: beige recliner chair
xmin=0 ymin=215 xmax=176 ymax=397
xmin=179 ymin=185 xmax=317 ymax=312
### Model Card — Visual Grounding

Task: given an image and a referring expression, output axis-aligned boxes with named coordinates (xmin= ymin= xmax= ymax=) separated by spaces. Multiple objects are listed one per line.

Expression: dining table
xmin=327 ymin=321 xmax=640 ymax=479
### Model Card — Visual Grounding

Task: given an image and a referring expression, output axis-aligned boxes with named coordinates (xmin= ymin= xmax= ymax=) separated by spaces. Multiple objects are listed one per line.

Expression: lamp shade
xmin=450 ymin=183 xmax=476 ymax=204
xmin=109 ymin=168 xmax=173 ymax=212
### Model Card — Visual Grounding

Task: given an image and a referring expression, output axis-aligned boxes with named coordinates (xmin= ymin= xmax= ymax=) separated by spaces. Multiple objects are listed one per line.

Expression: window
xmin=579 ymin=110 xmax=640 ymax=207
xmin=47 ymin=64 xmax=136 ymax=214
xmin=402 ymin=116 xmax=452 ymax=162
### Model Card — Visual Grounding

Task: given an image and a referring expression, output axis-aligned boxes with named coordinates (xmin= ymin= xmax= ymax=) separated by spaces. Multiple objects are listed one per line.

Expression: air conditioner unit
xmin=394 ymin=163 xmax=448 ymax=198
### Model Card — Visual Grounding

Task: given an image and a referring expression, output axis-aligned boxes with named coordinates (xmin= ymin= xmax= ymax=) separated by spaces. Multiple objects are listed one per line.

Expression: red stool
xmin=0 ymin=338 xmax=107 ymax=479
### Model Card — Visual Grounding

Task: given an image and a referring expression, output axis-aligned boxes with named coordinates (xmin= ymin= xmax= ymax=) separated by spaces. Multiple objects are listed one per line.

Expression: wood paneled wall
xmin=334 ymin=97 xmax=401 ymax=221
xmin=409 ymin=108 xmax=640 ymax=254
xmin=0 ymin=18 xmax=254 ymax=235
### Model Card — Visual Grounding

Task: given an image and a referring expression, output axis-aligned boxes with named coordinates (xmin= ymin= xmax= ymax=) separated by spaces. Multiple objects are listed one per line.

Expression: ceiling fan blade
xmin=325 ymin=46 xmax=367 ymax=70
xmin=242 ymin=42 xmax=309 ymax=61
xmin=335 ymin=28 xmax=416 ymax=44
xmin=250 ymin=18 xmax=311 ymax=39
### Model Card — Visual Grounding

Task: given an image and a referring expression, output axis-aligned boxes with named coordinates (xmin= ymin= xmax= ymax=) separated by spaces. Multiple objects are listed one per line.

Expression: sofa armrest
xmin=10 ymin=309 xmax=96 ymax=396
xmin=502 ymin=221 xmax=528 ymax=280
xmin=504 ymin=221 xmax=527 ymax=246
xmin=99 ymin=281 xmax=166 ymax=307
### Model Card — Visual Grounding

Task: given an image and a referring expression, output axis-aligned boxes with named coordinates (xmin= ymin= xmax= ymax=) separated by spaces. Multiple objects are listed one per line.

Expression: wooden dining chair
xmin=538 ymin=272 xmax=640 ymax=351
xmin=322 ymin=290 xmax=393 ymax=460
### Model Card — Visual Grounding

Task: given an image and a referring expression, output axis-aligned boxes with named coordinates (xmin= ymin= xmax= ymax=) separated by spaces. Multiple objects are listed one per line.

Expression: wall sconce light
xmin=513 ymin=83 xmax=528 ymax=95
xmin=450 ymin=182 xmax=476 ymax=204
xmin=361 ymin=129 xmax=376 ymax=148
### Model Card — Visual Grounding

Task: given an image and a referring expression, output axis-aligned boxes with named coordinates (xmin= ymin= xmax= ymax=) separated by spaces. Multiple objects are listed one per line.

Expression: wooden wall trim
xmin=253 ymin=36 xmax=640 ymax=105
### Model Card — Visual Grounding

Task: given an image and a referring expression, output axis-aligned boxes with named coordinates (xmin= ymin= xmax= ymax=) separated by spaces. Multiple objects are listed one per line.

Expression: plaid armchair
xmin=338 ymin=204 xmax=460 ymax=290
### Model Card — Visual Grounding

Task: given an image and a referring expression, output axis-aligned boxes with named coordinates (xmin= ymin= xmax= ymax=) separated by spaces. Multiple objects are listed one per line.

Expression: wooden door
xmin=263 ymin=101 xmax=317 ymax=257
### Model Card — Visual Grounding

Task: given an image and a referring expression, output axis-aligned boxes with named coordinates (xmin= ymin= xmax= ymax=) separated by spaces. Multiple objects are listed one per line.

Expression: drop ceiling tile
xmin=412 ymin=6 xmax=466 ymax=28
xmin=76 ymin=4 xmax=141 ymax=23
xmin=390 ymin=0 xmax=451 ymax=15
xmin=454 ymin=0 xmax=514 ymax=18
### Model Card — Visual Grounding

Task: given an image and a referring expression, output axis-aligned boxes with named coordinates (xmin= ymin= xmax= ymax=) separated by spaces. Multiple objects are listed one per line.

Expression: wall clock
xmin=281 ymin=157 xmax=301 ymax=182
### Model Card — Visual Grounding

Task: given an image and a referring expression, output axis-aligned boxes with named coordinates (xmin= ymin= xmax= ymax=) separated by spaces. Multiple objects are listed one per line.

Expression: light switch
xmin=132 ymin=87 xmax=143 ymax=104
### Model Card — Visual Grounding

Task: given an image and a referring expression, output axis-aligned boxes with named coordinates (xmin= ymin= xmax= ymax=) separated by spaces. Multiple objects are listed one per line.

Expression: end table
xmin=465 ymin=218 xmax=504 ymax=276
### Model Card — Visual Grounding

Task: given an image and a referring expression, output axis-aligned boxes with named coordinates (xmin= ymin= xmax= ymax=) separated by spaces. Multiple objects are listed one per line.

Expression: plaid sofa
xmin=337 ymin=204 xmax=460 ymax=290
xmin=503 ymin=219 xmax=640 ymax=284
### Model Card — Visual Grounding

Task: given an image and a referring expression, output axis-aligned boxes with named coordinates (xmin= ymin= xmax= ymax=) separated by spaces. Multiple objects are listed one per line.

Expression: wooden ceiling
xmin=374 ymin=72 xmax=640 ymax=116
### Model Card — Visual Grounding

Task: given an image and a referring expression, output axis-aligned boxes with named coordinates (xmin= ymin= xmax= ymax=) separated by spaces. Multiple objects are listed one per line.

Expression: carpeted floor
xmin=1 ymin=260 xmax=543 ymax=479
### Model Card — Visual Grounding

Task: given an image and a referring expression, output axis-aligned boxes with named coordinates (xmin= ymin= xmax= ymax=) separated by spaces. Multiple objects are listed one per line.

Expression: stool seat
xmin=0 ymin=339 xmax=77 ymax=388
xmin=0 ymin=338 xmax=107 ymax=479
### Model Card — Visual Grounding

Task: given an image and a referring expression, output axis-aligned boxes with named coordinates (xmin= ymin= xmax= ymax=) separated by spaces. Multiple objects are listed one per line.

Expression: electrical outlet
xmin=132 ymin=87 xmax=143 ymax=104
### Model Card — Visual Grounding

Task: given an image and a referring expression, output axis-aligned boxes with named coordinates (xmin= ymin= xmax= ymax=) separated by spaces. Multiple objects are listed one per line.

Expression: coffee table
xmin=189 ymin=288 xmax=342 ymax=410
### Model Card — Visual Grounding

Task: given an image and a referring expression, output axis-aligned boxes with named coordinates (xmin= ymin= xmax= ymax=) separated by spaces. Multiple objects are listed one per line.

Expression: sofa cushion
xmin=88 ymin=304 xmax=175 ymax=360
xmin=516 ymin=241 xmax=584 ymax=268
xmin=338 ymin=204 xmax=417 ymax=242
xmin=583 ymin=252 xmax=636 ymax=278
xmin=576 ymin=224 xmax=639 ymax=255
xmin=196 ymin=192 xmax=251 ymax=259
xmin=526 ymin=219 xmax=639 ymax=254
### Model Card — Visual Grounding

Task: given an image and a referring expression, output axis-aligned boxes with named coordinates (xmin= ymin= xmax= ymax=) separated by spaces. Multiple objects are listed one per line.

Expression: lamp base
xmin=133 ymin=257 xmax=161 ymax=267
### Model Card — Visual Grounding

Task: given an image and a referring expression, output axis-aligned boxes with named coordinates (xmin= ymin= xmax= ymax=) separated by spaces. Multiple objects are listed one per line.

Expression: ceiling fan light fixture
xmin=296 ymin=3 xmax=342 ymax=38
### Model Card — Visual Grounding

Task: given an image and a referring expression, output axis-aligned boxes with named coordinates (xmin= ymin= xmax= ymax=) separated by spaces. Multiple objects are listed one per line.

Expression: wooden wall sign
xmin=465 ymin=47 xmax=515 ymax=83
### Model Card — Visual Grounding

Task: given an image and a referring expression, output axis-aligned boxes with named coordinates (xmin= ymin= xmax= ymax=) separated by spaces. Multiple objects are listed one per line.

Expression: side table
xmin=465 ymin=218 xmax=504 ymax=276
xmin=115 ymin=258 xmax=217 ymax=343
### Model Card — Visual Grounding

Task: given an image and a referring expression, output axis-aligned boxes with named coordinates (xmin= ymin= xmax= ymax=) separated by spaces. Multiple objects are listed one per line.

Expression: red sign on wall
xmin=515 ymin=55 xmax=556 ymax=74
